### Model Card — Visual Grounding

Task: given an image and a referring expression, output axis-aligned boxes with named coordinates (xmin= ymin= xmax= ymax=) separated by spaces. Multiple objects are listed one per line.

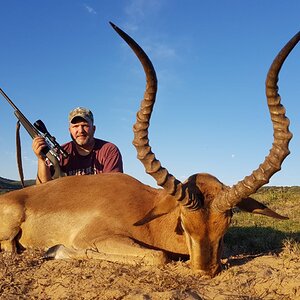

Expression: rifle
xmin=0 ymin=88 xmax=67 ymax=184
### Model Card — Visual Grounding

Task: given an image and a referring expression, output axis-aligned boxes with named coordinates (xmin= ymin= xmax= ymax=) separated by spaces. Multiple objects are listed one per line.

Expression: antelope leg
xmin=44 ymin=236 xmax=168 ymax=266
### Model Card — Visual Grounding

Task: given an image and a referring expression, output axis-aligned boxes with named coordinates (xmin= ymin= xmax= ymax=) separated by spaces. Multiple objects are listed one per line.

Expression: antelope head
xmin=111 ymin=23 xmax=299 ymax=277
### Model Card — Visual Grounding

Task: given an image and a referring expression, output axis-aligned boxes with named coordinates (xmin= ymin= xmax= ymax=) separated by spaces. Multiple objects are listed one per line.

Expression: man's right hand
xmin=32 ymin=136 xmax=48 ymax=159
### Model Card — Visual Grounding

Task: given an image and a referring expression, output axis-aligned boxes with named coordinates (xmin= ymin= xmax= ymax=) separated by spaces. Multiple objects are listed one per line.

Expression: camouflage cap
xmin=68 ymin=107 xmax=94 ymax=124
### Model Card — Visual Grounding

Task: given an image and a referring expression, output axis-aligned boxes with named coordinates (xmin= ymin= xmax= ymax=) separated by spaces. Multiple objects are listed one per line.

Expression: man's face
xmin=69 ymin=117 xmax=95 ymax=147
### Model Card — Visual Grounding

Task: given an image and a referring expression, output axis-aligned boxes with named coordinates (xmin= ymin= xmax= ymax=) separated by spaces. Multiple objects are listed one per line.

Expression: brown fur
xmin=0 ymin=172 xmax=284 ymax=277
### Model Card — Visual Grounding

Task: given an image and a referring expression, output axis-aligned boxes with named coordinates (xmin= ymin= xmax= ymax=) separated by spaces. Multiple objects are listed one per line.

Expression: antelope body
xmin=0 ymin=24 xmax=299 ymax=277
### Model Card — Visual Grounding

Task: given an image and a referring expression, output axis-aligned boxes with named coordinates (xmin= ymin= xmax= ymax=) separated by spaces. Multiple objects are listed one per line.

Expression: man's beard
xmin=70 ymin=134 xmax=93 ymax=147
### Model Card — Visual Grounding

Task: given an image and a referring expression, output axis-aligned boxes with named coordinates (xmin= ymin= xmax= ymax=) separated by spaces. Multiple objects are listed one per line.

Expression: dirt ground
xmin=0 ymin=247 xmax=299 ymax=300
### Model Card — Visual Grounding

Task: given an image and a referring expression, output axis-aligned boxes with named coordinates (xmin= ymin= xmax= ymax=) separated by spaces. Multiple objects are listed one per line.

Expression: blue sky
xmin=0 ymin=0 xmax=299 ymax=187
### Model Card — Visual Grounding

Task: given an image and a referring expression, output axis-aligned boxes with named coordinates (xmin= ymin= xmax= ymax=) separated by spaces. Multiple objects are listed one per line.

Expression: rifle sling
xmin=16 ymin=120 xmax=25 ymax=188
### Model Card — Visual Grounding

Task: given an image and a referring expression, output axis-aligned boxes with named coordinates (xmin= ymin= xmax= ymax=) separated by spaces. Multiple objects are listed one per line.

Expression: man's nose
xmin=77 ymin=126 xmax=85 ymax=133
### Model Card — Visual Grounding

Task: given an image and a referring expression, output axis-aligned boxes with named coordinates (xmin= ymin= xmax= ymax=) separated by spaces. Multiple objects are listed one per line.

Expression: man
xmin=32 ymin=107 xmax=123 ymax=184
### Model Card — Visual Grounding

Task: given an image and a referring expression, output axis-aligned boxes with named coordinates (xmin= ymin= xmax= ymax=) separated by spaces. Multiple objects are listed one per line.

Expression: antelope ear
xmin=236 ymin=197 xmax=288 ymax=220
xmin=134 ymin=195 xmax=178 ymax=226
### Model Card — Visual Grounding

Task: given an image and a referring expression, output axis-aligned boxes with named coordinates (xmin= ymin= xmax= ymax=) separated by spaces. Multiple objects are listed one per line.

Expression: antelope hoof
xmin=43 ymin=244 xmax=63 ymax=260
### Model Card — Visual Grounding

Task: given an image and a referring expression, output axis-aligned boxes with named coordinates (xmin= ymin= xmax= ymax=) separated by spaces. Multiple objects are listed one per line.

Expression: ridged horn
xmin=110 ymin=22 xmax=185 ymax=201
xmin=212 ymin=31 xmax=300 ymax=212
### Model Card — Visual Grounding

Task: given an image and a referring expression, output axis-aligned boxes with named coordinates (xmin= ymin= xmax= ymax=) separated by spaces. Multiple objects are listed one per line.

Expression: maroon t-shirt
xmin=59 ymin=138 xmax=123 ymax=176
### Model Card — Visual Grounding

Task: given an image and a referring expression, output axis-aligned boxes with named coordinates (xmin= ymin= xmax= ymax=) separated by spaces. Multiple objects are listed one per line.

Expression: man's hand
xmin=32 ymin=137 xmax=52 ymax=184
xmin=32 ymin=136 xmax=48 ymax=159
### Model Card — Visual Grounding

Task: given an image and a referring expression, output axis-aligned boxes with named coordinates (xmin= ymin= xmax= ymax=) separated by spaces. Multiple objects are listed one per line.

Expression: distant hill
xmin=258 ymin=185 xmax=300 ymax=194
xmin=0 ymin=176 xmax=35 ymax=194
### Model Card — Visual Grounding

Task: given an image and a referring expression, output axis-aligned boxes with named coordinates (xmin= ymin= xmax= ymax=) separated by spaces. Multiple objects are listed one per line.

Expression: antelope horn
xmin=110 ymin=22 xmax=186 ymax=201
xmin=212 ymin=31 xmax=300 ymax=212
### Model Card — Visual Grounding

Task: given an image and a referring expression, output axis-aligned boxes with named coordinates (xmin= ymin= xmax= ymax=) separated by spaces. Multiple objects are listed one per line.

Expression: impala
xmin=0 ymin=24 xmax=299 ymax=277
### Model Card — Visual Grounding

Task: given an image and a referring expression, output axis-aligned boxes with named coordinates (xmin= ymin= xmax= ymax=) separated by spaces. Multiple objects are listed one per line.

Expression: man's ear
xmin=134 ymin=195 xmax=178 ymax=226
xmin=236 ymin=197 xmax=288 ymax=220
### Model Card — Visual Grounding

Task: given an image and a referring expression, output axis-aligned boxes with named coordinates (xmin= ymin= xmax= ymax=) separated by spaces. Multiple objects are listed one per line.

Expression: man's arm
xmin=32 ymin=137 xmax=52 ymax=184
xmin=102 ymin=143 xmax=123 ymax=173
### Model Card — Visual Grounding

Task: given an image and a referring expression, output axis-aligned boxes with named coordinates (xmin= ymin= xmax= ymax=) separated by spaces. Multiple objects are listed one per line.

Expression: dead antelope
xmin=0 ymin=24 xmax=299 ymax=278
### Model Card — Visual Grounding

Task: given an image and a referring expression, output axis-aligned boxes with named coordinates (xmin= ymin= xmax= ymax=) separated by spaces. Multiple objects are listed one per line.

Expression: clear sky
xmin=0 ymin=0 xmax=299 ymax=187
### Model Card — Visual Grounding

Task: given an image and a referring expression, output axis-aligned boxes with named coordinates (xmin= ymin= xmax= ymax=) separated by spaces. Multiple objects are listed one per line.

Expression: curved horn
xmin=110 ymin=22 xmax=185 ymax=201
xmin=212 ymin=31 xmax=300 ymax=212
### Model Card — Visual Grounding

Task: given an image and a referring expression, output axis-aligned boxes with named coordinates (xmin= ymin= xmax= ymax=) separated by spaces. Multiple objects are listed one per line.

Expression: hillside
xmin=0 ymin=176 xmax=35 ymax=193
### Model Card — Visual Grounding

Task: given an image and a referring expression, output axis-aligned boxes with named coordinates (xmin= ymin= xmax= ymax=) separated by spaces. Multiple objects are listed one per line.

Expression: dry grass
xmin=1 ymin=247 xmax=299 ymax=299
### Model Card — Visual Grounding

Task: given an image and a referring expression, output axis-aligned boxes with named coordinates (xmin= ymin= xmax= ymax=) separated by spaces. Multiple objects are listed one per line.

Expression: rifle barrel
xmin=0 ymin=87 xmax=65 ymax=178
xmin=0 ymin=88 xmax=38 ymax=135
xmin=0 ymin=88 xmax=20 ymax=111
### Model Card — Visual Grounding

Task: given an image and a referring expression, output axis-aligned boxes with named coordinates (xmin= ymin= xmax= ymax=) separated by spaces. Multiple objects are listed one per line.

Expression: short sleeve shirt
xmin=59 ymin=138 xmax=123 ymax=176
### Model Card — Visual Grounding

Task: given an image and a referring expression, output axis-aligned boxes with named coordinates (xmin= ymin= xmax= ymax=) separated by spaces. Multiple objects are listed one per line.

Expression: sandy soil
xmin=0 ymin=248 xmax=299 ymax=300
